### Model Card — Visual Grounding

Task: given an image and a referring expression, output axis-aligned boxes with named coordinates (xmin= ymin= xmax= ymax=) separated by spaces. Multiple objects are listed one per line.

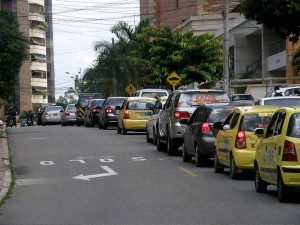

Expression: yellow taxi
xmin=254 ymin=107 xmax=300 ymax=202
xmin=213 ymin=106 xmax=279 ymax=179
xmin=116 ymin=97 xmax=157 ymax=135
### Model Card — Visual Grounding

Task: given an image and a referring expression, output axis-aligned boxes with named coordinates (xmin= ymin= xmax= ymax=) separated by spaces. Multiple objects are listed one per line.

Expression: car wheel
xmin=182 ymin=144 xmax=192 ymax=162
xmin=214 ymin=150 xmax=224 ymax=173
xmin=146 ymin=128 xmax=151 ymax=143
xmin=117 ymin=124 xmax=121 ymax=134
xmin=254 ymin=163 xmax=267 ymax=193
xmin=166 ymin=132 xmax=178 ymax=156
xmin=103 ymin=122 xmax=108 ymax=130
xmin=61 ymin=122 xmax=66 ymax=127
xmin=153 ymin=127 xmax=157 ymax=145
xmin=90 ymin=117 xmax=94 ymax=127
xmin=277 ymin=171 xmax=291 ymax=203
xmin=122 ymin=123 xmax=127 ymax=135
xmin=195 ymin=144 xmax=206 ymax=167
xmin=230 ymin=156 xmax=239 ymax=180
xmin=156 ymin=130 xmax=165 ymax=152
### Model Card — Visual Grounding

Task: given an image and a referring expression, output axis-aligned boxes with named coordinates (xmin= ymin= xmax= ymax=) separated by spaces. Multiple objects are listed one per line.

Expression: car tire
xmin=117 ymin=124 xmax=121 ymax=134
xmin=254 ymin=163 xmax=267 ymax=193
xmin=166 ymin=131 xmax=178 ymax=156
xmin=153 ymin=127 xmax=157 ymax=145
xmin=195 ymin=144 xmax=206 ymax=167
xmin=156 ymin=131 xmax=165 ymax=152
xmin=103 ymin=123 xmax=108 ymax=130
xmin=277 ymin=171 xmax=291 ymax=203
xmin=146 ymin=129 xmax=151 ymax=143
xmin=61 ymin=122 xmax=66 ymax=127
xmin=182 ymin=144 xmax=192 ymax=162
xmin=230 ymin=156 xmax=239 ymax=180
xmin=214 ymin=150 xmax=224 ymax=173
xmin=122 ymin=123 xmax=127 ymax=135
xmin=90 ymin=118 xmax=94 ymax=127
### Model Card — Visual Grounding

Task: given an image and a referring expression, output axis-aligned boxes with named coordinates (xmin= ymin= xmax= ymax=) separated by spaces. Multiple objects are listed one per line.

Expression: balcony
xmin=30 ymin=45 xmax=46 ymax=55
xmin=31 ymin=61 xmax=47 ymax=71
xmin=30 ymin=28 xmax=45 ymax=39
xmin=29 ymin=0 xmax=44 ymax=6
xmin=29 ymin=12 xmax=45 ymax=22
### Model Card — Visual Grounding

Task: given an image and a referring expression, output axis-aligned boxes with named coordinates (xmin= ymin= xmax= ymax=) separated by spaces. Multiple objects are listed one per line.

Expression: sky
xmin=52 ymin=0 xmax=140 ymax=99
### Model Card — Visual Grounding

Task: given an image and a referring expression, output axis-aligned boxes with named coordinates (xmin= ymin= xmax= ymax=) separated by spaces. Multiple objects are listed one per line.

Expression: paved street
xmin=0 ymin=126 xmax=300 ymax=224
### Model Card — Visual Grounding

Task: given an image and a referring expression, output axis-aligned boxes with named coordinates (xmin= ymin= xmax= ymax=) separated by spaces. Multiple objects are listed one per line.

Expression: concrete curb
xmin=0 ymin=128 xmax=12 ymax=203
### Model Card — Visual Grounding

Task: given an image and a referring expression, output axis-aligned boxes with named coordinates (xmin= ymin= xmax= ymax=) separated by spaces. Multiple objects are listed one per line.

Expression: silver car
xmin=156 ymin=89 xmax=230 ymax=155
xmin=255 ymin=96 xmax=300 ymax=106
xmin=61 ymin=104 xmax=76 ymax=126
xmin=42 ymin=105 xmax=64 ymax=125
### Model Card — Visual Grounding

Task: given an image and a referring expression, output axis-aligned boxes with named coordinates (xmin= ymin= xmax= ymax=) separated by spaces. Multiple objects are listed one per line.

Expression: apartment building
xmin=0 ymin=0 xmax=55 ymax=114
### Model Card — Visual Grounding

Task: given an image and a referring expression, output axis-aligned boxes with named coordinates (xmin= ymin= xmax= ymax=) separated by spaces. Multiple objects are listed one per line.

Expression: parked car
xmin=146 ymin=96 xmax=168 ymax=144
xmin=117 ymin=97 xmax=157 ymax=135
xmin=264 ymin=86 xmax=300 ymax=97
xmin=156 ymin=89 xmax=231 ymax=156
xmin=98 ymin=97 xmax=127 ymax=129
xmin=254 ymin=107 xmax=300 ymax=202
xmin=41 ymin=105 xmax=64 ymax=126
xmin=231 ymin=94 xmax=255 ymax=105
xmin=133 ymin=88 xmax=169 ymax=98
xmin=213 ymin=106 xmax=279 ymax=179
xmin=255 ymin=96 xmax=300 ymax=106
xmin=84 ymin=98 xmax=105 ymax=127
xmin=36 ymin=103 xmax=52 ymax=125
xmin=182 ymin=103 xmax=236 ymax=167
xmin=61 ymin=103 xmax=76 ymax=126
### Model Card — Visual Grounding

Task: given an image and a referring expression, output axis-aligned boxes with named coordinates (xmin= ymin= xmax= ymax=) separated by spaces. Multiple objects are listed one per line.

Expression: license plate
xmin=140 ymin=113 xmax=149 ymax=117
xmin=52 ymin=113 xmax=58 ymax=116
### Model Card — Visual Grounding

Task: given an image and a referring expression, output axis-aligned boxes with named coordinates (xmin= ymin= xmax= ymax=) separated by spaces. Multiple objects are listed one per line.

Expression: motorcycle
xmin=6 ymin=116 xmax=15 ymax=128
xmin=27 ymin=118 xmax=33 ymax=126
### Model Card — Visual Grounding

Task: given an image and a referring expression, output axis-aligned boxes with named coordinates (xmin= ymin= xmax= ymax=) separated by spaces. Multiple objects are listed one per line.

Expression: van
xmin=133 ymin=89 xmax=169 ymax=98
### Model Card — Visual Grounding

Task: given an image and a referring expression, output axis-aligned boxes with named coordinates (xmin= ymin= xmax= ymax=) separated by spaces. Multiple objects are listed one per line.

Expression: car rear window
xmin=95 ymin=100 xmax=105 ymax=107
xmin=287 ymin=113 xmax=300 ymax=138
xmin=208 ymin=108 xmax=235 ymax=123
xmin=264 ymin=98 xmax=300 ymax=106
xmin=177 ymin=91 xmax=230 ymax=108
xmin=108 ymin=98 xmax=126 ymax=106
xmin=127 ymin=100 xmax=156 ymax=110
xmin=232 ymin=95 xmax=254 ymax=101
xmin=46 ymin=106 xmax=63 ymax=112
xmin=141 ymin=92 xmax=168 ymax=97
xmin=240 ymin=113 xmax=273 ymax=132
xmin=66 ymin=105 xmax=76 ymax=111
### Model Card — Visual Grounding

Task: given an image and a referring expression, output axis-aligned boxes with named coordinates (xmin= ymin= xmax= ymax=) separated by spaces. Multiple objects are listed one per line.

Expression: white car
xmin=255 ymin=96 xmax=300 ymax=106
xmin=133 ymin=88 xmax=169 ymax=98
xmin=265 ymin=86 xmax=300 ymax=97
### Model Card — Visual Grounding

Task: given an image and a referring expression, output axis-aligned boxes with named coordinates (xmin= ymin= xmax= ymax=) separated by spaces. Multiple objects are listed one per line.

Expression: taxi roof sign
xmin=166 ymin=71 xmax=181 ymax=87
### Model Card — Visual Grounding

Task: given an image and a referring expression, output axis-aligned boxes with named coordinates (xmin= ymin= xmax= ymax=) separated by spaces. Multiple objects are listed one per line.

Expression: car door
xmin=258 ymin=112 xmax=280 ymax=182
xmin=184 ymin=107 xmax=202 ymax=154
xmin=158 ymin=93 xmax=175 ymax=138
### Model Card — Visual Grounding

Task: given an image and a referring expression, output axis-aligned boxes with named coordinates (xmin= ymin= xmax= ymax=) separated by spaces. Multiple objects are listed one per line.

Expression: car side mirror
xmin=254 ymin=128 xmax=264 ymax=137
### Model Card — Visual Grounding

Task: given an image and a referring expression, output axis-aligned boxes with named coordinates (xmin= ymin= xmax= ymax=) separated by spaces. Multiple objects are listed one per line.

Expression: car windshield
xmin=108 ymin=98 xmax=126 ymax=106
xmin=264 ymin=98 xmax=300 ymax=106
xmin=128 ymin=100 xmax=156 ymax=110
xmin=287 ymin=113 xmax=300 ymax=138
xmin=240 ymin=113 xmax=273 ymax=132
xmin=208 ymin=108 xmax=235 ymax=123
xmin=232 ymin=95 xmax=254 ymax=101
xmin=141 ymin=92 xmax=168 ymax=97
xmin=80 ymin=98 xmax=91 ymax=106
xmin=177 ymin=91 xmax=230 ymax=108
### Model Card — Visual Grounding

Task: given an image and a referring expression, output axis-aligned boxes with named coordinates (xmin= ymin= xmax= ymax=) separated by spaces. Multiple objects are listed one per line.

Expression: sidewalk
xmin=0 ymin=127 xmax=11 ymax=203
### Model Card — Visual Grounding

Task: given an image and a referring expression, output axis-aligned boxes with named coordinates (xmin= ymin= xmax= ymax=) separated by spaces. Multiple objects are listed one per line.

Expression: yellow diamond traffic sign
xmin=166 ymin=71 xmax=181 ymax=87
xmin=125 ymin=84 xmax=136 ymax=96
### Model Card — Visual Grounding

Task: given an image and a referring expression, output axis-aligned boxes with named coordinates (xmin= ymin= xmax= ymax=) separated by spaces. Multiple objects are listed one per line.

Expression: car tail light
xmin=44 ymin=112 xmax=49 ymax=117
xmin=282 ymin=140 xmax=298 ymax=162
xmin=77 ymin=108 xmax=80 ymax=113
xmin=65 ymin=111 xmax=70 ymax=116
xmin=235 ymin=131 xmax=246 ymax=149
xmin=92 ymin=108 xmax=97 ymax=113
xmin=201 ymin=122 xmax=212 ymax=134
xmin=106 ymin=106 xmax=112 ymax=114
xmin=174 ymin=111 xmax=190 ymax=120
xmin=124 ymin=110 xmax=130 ymax=119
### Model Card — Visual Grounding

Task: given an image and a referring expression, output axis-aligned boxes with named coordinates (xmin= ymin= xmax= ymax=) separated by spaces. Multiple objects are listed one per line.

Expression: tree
xmin=56 ymin=88 xmax=78 ymax=108
xmin=0 ymin=11 xmax=29 ymax=107
xmin=239 ymin=0 xmax=300 ymax=43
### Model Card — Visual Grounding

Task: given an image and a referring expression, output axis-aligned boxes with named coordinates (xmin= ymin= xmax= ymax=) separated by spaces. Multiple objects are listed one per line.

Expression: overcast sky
xmin=52 ymin=0 xmax=140 ymax=98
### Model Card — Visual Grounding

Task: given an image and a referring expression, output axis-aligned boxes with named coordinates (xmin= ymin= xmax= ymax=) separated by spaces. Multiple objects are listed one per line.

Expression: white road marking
xmin=70 ymin=159 xmax=86 ymax=163
xmin=72 ymin=166 xmax=118 ymax=181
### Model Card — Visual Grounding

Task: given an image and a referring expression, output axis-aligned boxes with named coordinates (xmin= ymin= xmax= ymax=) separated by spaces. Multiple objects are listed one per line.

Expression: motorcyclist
xmin=6 ymin=107 xmax=17 ymax=127
xmin=26 ymin=110 xmax=34 ymax=126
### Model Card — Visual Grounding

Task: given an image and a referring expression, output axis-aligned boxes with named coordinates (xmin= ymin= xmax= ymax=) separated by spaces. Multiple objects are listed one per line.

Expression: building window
xmin=32 ymin=71 xmax=46 ymax=79
xmin=30 ymin=37 xmax=46 ymax=46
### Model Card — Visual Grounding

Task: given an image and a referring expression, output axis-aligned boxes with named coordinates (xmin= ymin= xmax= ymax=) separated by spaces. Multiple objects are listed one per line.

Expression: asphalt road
xmin=0 ymin=125 xmax=300 ymax=225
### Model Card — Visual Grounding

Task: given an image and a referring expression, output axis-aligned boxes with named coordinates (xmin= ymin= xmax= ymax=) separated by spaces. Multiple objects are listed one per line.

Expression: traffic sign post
xmin=166 ymin=71 xmax=181 ymax=91
xmin=125 ymin=84 xmax=137 ymax=96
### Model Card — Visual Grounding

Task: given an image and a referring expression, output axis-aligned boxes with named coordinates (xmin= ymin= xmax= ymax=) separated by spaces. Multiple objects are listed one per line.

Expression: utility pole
xmin=223 ymin=0 xmax=230 ymax=95
xmin=112 ymin=38 xmax=117 ymax=96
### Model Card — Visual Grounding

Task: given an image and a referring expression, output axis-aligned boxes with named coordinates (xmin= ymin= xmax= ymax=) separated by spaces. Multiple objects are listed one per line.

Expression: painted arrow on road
xmin=73 ymin=166 xmax=118 ymax=181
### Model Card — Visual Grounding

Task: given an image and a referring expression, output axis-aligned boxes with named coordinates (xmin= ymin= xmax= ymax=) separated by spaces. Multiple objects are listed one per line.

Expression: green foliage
xmin=239 ymin=0 xmax=300 ymax=43
xmin=0 ymin=11 xmax=29 ymax=106
xmin=82 ymin=20 xmax=223 ymax=94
